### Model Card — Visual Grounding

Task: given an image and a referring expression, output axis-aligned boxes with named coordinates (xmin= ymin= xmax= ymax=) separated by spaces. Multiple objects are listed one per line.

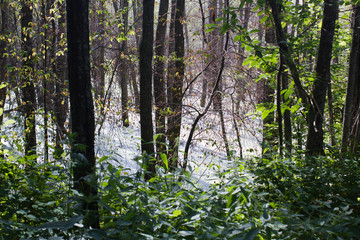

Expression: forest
xmin=1 ymin=0 xmax=360 ymax=239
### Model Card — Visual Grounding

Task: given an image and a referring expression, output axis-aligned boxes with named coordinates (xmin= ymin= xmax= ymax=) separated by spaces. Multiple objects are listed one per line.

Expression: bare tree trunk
xmin=54 ymin=1 xmax=68 ymax=158
xmin=276 ymin=58 xmax=284 ymax=156
xmin=183 ymin=0 xmax=230 ymax=170
xmin=154 ymin=0 xmax=169 ymax=155
xmin=21 ymin=0 xmax=37 ymax=156
xmin=140 ymin=0 xmax=155 ymax=179
xmin=215 ymin=0 xmax=231 ymax=160
xmin=66 ymin=0 xmax=99 ymax=228
xmin=168 ymin=0 xmax=185 ymax=168
xmin=130 ymin=63 xmax=140 ymax=110
xmin=0 ymin=0 xmax=9 ymax=127
xmin=167 ymin=0 xmax=176 ymax=157
xmin=327 ymin=79 xmax=336 ymax=147
xmin=0 ymin=0 xmax=9 ymax=158
xmin=119 ymin=0 xmax=129 ymax=127
xmin=306 ymin=0 xmax=338 ymax=156
xmin=199 ymin=0 xmax=207 ymax=108
xmin=341 ymin=4 xmax=360 ymax=153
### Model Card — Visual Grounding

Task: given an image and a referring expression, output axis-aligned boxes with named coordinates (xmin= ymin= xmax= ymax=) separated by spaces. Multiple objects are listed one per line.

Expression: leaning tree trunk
xmin=66 ymin=0 xmax=99 ymax=228
xmin=21 ymin=0 xmax=37 ymax=156
xmin=305 ymin=0 xmax=338 ymax=156
xmin=140 ymin=0 xmax=155 ymax=179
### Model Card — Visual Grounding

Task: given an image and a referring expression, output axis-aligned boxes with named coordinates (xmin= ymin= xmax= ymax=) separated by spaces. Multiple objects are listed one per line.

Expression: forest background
xmin=1 ymin=0 xmax=360 ymax=239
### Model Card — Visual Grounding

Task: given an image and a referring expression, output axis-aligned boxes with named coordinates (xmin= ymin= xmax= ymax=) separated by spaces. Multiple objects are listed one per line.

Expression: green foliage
xmin=1 ymin=148 xmax=360 ymax=239
xmin=247 ymin=153 xmax=360 ymax=239
xmin=0 ymin=153 xmax=74 ymax=239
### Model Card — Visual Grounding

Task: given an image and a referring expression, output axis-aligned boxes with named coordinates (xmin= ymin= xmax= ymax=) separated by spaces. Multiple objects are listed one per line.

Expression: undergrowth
xmin=1 ymin=150 xmax=360 ymax=239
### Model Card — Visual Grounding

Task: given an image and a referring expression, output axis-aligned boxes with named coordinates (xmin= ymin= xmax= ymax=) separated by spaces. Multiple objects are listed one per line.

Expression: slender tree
xmin=154 ymin=0 xmax=169 ymax=156
xmin=140 ymin=0 xmax=155 ymax=178
xmin=342 ymin=4 xmax=360 ymax=153
xmin=168 ymin=0 xmax=185 ymax=167
xmin=66 ymin=0 xmax=99 ymax=228
xmin=21 ymin=0 xmax=37 ymax=156
xmin=306 ymin=0 xmax=338 ymax=156
xmin=119 ymin=0 xmax=130 ymax=127
xmin=0 ymin=0 xmax=8 ymax=126
xmin=54 ymin=0 xmax=68 ymax=158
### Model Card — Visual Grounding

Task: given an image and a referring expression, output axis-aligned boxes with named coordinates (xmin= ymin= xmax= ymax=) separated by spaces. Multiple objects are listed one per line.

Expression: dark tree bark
xmin=92 ymin=0 xmax=106 ymax=102
xmin=154 ymin=0 xmax=169 ymax=156
xmin=199 ymin=0 xmax=207 ymax=107
xmin=66 ymin=0 xmax=99 ymax=228
xmin=168 ymin=0 xmax=185 ymax=168
xmin=342 ymin=4 xmax=360 ymax=153
xmin=130 ymin=0 xmax=141 ymax=112
xmin=21 ymin=0 xmax=37 ymax=155
xmin=167 ymin=0 xmax=176 ymax=115
xmin=133 ymin=0 xmax=142 ymax=49
xmin=262 ymin=5 xmax=276 ymax=154
xmin=305 ymin=0 xmax=338 ymax=156
xmin=276 ymin=58 xmax=284 ymax=156
xmin=183 ymin=0 xmax=230 ymax=171
xmin=267 ymin=0 xmax=309 ymax=106
xmin=54 ymin=0 xmax=68 ymax=158
xmin=140 ymin=0 xmax=155 ymax=178
xmin=119 ymin=0 xmax=129 ymax=127
xmin=282 ymin=56 xmax=292 ymax=153
xmin=41 ymin=0 xmax=56 ymax=162
xmin=213 ymin=0 xmax=231 ymax=160
xmin=0 ymin=0 xmax=9 ymax=126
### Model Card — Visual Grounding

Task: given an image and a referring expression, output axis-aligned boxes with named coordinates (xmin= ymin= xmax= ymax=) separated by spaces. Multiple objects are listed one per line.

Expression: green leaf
xmin=255 ymin=50 xmax=263 ymax=58
xmin=4 ymin=119 xmax=16 ymax=125
xmin=172 ymin=209 xmax=182 ymax=217
xmin=98 ymin=156 xmax=109 ymax=163
xmin=244 ymin=228 xmax=260 ymax=240
xmin=88 ymin=229 xmax=108 ymax=240
xmin=234 ymin=35 xmax=241 ymax=42
xmin=261 ymin=110 xmax=271 ymax=120
xmin=161 ymin=153 xmax=169 ymax=170
xmin=35 ymin=215 xmax=83 ymax=231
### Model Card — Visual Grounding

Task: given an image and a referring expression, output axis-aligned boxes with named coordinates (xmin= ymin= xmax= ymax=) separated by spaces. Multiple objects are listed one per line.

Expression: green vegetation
xmin=1 ymin=150 xmax=359 ymax=239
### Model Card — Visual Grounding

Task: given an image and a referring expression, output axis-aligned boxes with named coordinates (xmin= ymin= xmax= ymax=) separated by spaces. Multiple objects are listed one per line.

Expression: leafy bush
xmin=247 ymin=153 xmax=360 ymax=239
xmin=1 ymin=151 xmax=360 ymax=239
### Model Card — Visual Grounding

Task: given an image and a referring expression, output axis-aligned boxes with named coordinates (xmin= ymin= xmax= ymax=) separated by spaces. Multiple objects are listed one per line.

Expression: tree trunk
xmin=341 ymin=4 xmax=360 ymax=153
xmin=168 ymin=0 xmax=185 ymax=168
xmin=276 ymin=58 xmax=284 ymax=156
xmin=267 ymin=0 xmax=308 ymax=106
xmin=282 ymin=56 xmax=292 ymax=153
xmin=140 ymin=0 xmax=155 ymax=179
xmin=21 ymin=0 xmax=37 ymax=156
xmin=154 ymin=0 xmax=169 ymax=155
xmin=199 ymin=0 xmax=207 ymax=107
xmin=0 ymin=0 xmax=9 ymax=127
xmin=305 ymin=0 xmax=338 ymax=156
xmin=66 ymin=0 xmax=99 ymax=228
xmin=54 ymin=0 xmax=68 ymax=158
xmin=262 ymin=5 xmax=276 ymax=154
xmin=119 ymin=0 xmax=129 ymax=127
